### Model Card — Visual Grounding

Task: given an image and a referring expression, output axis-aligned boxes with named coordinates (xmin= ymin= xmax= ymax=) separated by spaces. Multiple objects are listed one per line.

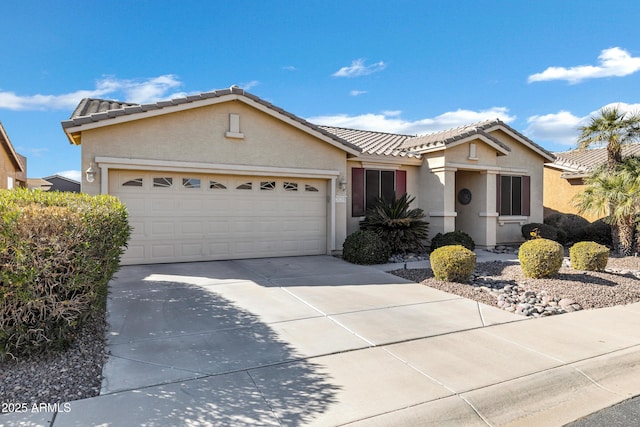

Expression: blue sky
xmin=2 ymin=0 xmax=640 ymax=180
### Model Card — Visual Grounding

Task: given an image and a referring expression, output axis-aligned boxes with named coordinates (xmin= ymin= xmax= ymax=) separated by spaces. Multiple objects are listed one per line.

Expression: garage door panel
xmin=111 ymin=171 xmax=328 ymax=264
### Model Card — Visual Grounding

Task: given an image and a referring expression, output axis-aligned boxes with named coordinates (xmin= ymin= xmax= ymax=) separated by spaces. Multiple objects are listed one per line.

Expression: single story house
xmin=62 ymin=87 xmax=554 ymax=265
xmin=0 ymin=121 xmax=27 ymax=189
xmin=544 ymin=144 xmax=640 ymax=221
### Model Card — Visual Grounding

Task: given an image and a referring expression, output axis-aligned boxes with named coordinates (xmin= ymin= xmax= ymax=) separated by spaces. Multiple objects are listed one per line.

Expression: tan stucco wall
xmin=345 ymin=160 xmax=420 ymax=236
xmin=493 ymin=131 xmax=546 ymax=244
xmin=78 ymin=100 xmax=350 ymax=250
xmin=418 ymin=131 xmax=547 ymax=247
xmin=543 ymin=167 xmax=599 ymax=222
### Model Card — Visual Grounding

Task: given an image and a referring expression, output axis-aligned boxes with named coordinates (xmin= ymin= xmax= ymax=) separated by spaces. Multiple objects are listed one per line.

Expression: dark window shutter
xmin=395 ymin=170 xmax=406 ymax=198
xmin=496 ymin=174 xmax=501 ymax=214
xmin=522 ymin=176 xmax=531 ymax=216
xmin=352 ymin=168 xmax=365 ymax=217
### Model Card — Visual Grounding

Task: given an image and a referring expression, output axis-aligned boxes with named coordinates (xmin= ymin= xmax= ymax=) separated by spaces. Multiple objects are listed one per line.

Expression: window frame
xmin=352 ymin=168 xmax=406 ymax=217
xmin=497 ymin=174 xmax=530 ymax=217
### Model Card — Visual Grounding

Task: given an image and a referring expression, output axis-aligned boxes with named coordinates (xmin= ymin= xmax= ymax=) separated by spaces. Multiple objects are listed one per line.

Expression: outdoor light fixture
xmin=85 ymin=162 xmax=97 ymax=183
xmin=338 ymin=176 xmax=347 ymax=191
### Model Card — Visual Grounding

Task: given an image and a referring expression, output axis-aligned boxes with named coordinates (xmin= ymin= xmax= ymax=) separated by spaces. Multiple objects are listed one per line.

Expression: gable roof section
xmin=550 ymin=143 xmax=640 ymax=178
xmin=62 ymin=87 xmax=361 ymax=155
xmin=319 ymin=126 xmax=418 ymax=157
xmin=400 ymin=119 xmax=555 ymax=161
xmin=0 ymin=121 xmax=25 ymax=172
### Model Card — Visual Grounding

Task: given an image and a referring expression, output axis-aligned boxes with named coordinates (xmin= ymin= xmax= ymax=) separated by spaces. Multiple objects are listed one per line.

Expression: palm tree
xmin=577 ymin=106 xmax=640 ymax=171
xmin=573 ymin=157 xmax=640 ymax=255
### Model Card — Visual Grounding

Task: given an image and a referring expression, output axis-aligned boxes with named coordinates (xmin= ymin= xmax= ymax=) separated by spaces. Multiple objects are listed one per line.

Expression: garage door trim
xmin=96 ymin=156 xmax=340 ymax=256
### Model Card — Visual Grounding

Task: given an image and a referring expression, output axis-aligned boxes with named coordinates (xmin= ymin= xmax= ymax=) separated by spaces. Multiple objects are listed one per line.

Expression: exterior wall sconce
xmin=85 ymin=162 xmax=98 ymax=183
xmin=338 ymin=176 xmax=347 ymax=191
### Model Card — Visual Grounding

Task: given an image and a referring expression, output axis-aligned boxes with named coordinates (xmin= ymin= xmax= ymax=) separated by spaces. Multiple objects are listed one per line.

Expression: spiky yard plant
xmin=360 ymin=193 xmax=429 ymax=254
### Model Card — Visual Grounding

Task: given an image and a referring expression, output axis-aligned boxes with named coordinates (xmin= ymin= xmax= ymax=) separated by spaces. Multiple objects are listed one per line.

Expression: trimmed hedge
xmin=430 ymin=245 xmax=476 ymax=283
xmin=570 ymin=241 xmax=609 ymax=271
xmin=518 ymin=238 xmax=564 ymax=278
xmin=0 ymin=189 xmax=131 ymax=359
xmin=342 ymin=230 xmax=391 ymax=265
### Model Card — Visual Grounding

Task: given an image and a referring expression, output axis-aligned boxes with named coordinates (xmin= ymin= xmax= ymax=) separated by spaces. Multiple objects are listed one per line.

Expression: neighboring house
xmin=544 ymin=144 xmax=640 ymax=222
xmin=27 ymin=178 xmax=53 ymax=191
xmin=0 ymin=121 xmax=27 ymax=189
xmin=42 ymin=174 xmax=81 ymax=192
xmin=62 ymin=87 xmax=554 ymax=265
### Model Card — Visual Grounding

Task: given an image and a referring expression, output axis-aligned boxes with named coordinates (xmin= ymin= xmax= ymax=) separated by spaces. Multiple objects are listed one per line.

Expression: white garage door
xmin=110 ymin=170 xmax=328 ymax=264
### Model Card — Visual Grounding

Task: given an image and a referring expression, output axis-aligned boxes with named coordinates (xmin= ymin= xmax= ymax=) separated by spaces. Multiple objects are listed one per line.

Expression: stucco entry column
xmin=428 ymin=166 xmax=457 ymax=236
xmin=479 ymin=170 xmax=499 ymax=249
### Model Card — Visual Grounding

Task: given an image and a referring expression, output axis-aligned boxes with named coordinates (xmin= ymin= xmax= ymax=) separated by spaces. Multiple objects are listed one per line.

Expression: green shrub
xmin=569 ymin=241 xmax=609 ymax=271
xmin=430 ymin=245 xmax=476 ymax=283
xmin=584 ymin=219 xmax=612 ymax=247
xmin=518 ymin=238 xmax=564 ymax=278
xmin=360 ymin=193 xmax=429 ymax=254
xmin=544 ymin=213 xmax=589 ymax=245
xmin=521 ymin=223 xmax=559 ymax=241
xmin=430 ymin=231 xmax=475 ymax=251
xmin=342 ymin=230 xmax=391 ymax=265
xmin=0 ymin=189 xmax=131 ymax=359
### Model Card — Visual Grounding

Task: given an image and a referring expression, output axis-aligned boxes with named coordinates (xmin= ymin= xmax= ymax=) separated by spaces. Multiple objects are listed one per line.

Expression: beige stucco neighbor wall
xmin=78 ymin=100 xmax=350 ymax=250
xmin=543 ymin=167 xmax=600 ymax=222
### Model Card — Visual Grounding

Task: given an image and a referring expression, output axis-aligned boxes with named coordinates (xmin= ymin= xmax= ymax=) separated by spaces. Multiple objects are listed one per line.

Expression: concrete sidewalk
xmin=5 ymin=254 xmax=640 ymax=426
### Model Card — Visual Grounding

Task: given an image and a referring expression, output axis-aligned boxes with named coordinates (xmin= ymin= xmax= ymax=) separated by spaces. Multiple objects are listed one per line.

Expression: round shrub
xmin=430 ymin=231 xmax=475 ymax=251
xmin=570 ymin=241 xmax=609 ymax=271
xmin=518 ymin=238 xmax=564 ymax=278
xmin=342 ymin=230 xmax=391 ymax=265
xmin=430 ymin=245 xmax=476 ymax=283
xmin=521 ymin=223 xmax=559 ymax=241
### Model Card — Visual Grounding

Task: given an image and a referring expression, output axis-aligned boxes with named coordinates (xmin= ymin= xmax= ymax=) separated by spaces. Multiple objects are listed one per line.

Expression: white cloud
xmin=0 ymin=74 xmax=185 ymax=111
xmin=283 ymin=65 xmax=297 ymax=71
xmin=528 ymin=47 xmax=640 ymax=84
xmin=238 ymin=80 xmax=260 ymax=91
xmin=332 ymin=59 xmax=386 ymax=78
xmin=308 ymin=107 xmax=515 ymax=135
xmin=525 ymin=102 xmax=640 ymax=147
xmin=349 ymin=90 xmax=367 ymax=96
xmin=56 ymin=170 xmax=82 ymax=182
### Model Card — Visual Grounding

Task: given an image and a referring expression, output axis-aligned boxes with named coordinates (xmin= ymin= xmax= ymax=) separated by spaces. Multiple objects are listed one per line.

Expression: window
xmin=209 ymin=181 xmax=227 ymax=189
xmin=123 ymin=178 xmax=143 ymax=187
xmin=236 ymin=182 xmax=252 ymax=190
xmin=305 ymin=184 xmax=319 ymax=192
xmin=351 ymin=168 xmax=407 ymax=216
xmin=497 ymin=175 xmax=530 ymax=216
xmin=182 ymin=178 xmax=201 ymax=189
xmin=153 ymin=177 xmax=173 ymax=188
xmin=284 ymin=182 xmax=298 ymax=191
xmin=260 ymin=181 xmax=276 ymax=190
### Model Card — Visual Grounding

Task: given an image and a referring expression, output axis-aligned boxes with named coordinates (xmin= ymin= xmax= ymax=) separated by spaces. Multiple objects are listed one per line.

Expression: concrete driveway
xmin=18 ymin=255 xmax=640 ymax=426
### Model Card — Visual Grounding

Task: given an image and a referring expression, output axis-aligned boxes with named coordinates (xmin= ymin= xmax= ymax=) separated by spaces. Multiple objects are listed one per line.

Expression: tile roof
xmin=62 ymin=89 xmax=554 ymax=161
xmin=552 ymin=144 xmax=640 ymax=178
xmin=62 ymin=87 xmax=361 ymax=153
xmin=399 ymin=119 xmax=508 ymax=152
xmin=318 ymin=126 xmax=418 ymax=157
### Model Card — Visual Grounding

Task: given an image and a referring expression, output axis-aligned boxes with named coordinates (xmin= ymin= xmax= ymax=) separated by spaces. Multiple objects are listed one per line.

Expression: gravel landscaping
xmin=392 ymin=255 xmax=640 ymax=316
xmin=2 ymin=255 xmax=639 ymax=410
xmin=0 ymin=311 xmax=107 ymax=409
